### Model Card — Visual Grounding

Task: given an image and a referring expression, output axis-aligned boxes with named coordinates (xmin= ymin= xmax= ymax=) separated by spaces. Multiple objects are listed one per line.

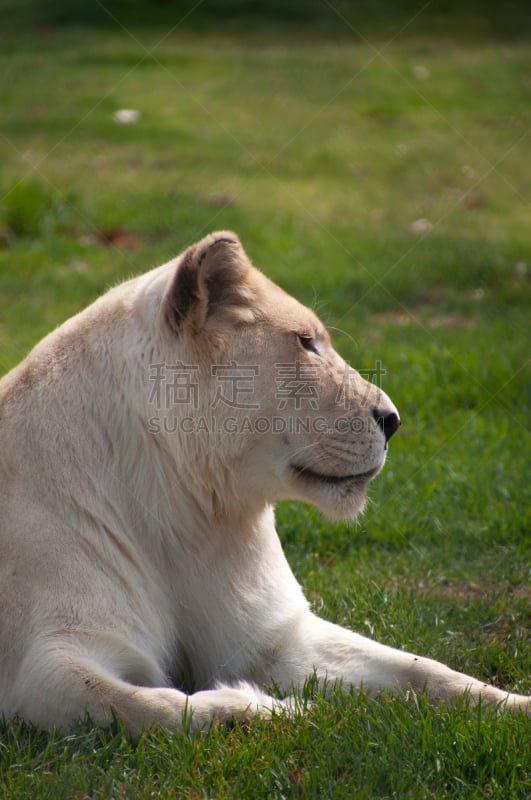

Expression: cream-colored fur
xmin=0 ymin=232 xmax=528 ymax=735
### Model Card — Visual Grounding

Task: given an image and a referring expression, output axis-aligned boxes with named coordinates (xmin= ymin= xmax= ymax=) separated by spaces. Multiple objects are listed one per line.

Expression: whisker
xmin=287 ymin=440 xmax=322 ymax=462
xmin=326 ymin=326 xmax=360 ymax=351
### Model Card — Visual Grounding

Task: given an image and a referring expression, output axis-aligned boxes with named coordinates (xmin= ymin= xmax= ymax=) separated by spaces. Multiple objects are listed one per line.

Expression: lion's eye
xmin=297 ymin=334 xmax=319 ymax=354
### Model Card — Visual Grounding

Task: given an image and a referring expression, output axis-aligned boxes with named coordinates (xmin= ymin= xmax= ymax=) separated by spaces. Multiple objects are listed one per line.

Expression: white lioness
xmin=0 ymin=232 xmax=528 ymax=735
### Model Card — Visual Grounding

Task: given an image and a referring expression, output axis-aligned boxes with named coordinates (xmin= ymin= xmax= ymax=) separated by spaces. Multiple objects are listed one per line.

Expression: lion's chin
xmin=287 ymin=460 xmax=380 ymax=520
xmin=288 ymin=474 xmax=369 ymax=520
xmin=315 ymin=486 xmax=368 ymax=521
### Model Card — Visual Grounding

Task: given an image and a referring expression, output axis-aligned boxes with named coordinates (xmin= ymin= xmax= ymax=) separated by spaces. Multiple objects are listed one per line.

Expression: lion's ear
xmin=164 ymin=231 xmax=255 ymax=333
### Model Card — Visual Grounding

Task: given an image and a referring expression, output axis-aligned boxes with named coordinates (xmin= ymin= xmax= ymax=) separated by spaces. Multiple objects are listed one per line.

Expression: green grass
xmin=0 ymin=693 xmax=529 ymax=799
xmin=0 ymin=2 xmax=530 ymax=798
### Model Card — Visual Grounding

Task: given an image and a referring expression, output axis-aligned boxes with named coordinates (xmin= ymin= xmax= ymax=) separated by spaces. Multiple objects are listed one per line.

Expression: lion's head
xmin=142 ymin=232 xmax=399 ymax=520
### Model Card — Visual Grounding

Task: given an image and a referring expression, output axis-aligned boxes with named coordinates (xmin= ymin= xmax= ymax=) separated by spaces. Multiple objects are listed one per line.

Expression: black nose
xmin=373 ymin=408 xmax=400 ymax=442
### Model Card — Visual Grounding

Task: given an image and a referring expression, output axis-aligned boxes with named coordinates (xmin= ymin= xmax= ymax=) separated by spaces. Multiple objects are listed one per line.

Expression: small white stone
xmin=113 ymin=109 xmax=141 ymax=125
xmin=410 ymin=218 xmax=433 ymax=233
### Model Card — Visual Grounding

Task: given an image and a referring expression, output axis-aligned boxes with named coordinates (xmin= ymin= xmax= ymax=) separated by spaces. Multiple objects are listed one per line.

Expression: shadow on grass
xmin=3 ymin=0 xmax=531 ymax=41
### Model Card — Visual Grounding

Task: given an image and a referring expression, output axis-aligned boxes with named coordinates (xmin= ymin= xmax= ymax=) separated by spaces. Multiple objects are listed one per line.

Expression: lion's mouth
xmin=290 ymin=463 xmax=380 ymax=486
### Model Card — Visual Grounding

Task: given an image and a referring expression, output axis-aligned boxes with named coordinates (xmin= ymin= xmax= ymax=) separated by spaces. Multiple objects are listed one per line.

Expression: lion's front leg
xmin=270 ymin=612 xmax=530 ymax=711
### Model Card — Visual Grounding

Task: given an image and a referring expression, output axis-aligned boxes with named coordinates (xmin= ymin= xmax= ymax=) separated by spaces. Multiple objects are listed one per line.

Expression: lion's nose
xmin=372 ymin=407 xmax=401 ymax=442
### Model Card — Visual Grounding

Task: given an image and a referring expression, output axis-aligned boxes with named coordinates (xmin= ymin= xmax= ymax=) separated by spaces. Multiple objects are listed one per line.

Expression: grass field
xmin=0 ymin=1 xmax=530 ymax=797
